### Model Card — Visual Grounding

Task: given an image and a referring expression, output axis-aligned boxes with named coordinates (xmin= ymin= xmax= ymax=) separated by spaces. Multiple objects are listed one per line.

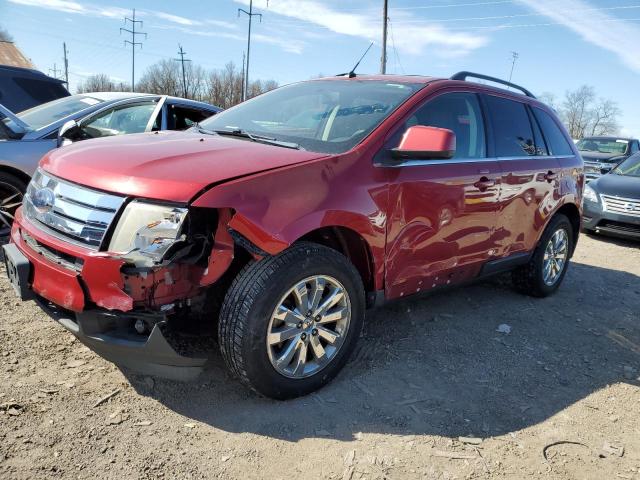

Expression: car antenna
xmin=337 ymin=42 xmax=374 ymax=78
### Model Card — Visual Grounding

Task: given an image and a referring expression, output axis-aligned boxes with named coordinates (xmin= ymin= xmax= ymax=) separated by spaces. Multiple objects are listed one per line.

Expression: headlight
xmin=108 ymin=201 xmax=188 ymax=261
xmin=583 ymin=184 xmax=599 ymax=203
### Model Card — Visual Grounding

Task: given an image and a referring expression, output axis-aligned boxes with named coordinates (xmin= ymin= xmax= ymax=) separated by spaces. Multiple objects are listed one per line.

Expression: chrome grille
xmin=601 ymin=195 xmax=640 ymax=218
xmin=24 ymin=169 xmax=126 ymax=249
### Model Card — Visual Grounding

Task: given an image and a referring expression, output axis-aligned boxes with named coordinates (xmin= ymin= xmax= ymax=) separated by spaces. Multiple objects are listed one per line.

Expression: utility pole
xmin=381 ymin=0 xmax=388 ymax=74
xmin=62 ymin=42 xmax=69 ymax=88
xmin=238 ymin=0 xmax=262 ymax=102
xmin=174 ymin=44 xmax=192 ymax=98
xmin=48 ymin=63 xmax=61 ymax=80
xmin=120 ymin=8 xmax=146 ymax=92
xmin=508 ymin=51 xmax=519 ymax=83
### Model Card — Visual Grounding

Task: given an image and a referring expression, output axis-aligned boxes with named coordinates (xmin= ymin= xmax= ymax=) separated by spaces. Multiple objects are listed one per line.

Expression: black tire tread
xmin=218 ymin=242 xmax=363 ymax=395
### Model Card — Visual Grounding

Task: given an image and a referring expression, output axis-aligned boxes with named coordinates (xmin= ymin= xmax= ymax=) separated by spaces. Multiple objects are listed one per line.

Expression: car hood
xmin=40 ymin=131 xmax=328 ymax=202
xmin=592 ymin=173 xmax=640 ymax=199
xmin=580 ymin=151 xmax=625 ymax=163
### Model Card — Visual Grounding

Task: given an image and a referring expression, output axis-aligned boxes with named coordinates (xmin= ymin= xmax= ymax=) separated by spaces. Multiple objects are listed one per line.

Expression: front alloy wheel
xmin=218 ymin=243 xmax=365 ymax=399
xmin=267 ymin=275 xmax=351 ymax=379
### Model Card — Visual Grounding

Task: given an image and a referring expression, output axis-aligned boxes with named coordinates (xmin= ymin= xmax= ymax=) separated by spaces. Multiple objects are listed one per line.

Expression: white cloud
xmin=8 ymin=0 xmax=86 ymax=14
xmin=518 ymin=0 xmax=640 ymax=73
xmin=154 ymin=12 xmax=200 ymax=26
xmin=233 ymin=0 xmax=488 ymax=57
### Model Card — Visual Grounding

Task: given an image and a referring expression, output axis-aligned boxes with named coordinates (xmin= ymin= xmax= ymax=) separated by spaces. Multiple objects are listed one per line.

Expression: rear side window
xmin=532 ymin=107 xmax=574 ymax=156
xmin=485 ymin=95 xmax=541 ymax=157
xmin=406 ymin=92 xmax=486 ymax=159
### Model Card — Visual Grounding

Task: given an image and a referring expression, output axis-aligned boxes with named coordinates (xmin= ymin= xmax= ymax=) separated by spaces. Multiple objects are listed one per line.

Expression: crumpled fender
xmin=191 ymin=153 xmax=388 ymax=290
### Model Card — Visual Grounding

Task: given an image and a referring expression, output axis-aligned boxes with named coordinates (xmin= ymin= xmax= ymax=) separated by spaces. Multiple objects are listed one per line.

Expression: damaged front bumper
xmin=36 ymin=297 xmax=207 ymax=380
xmin=4 ymin=209 xmax=214 ymax=379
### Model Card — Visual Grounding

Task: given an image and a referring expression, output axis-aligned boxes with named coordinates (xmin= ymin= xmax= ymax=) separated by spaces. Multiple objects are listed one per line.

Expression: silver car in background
xmin=0 ymin=93 xmax=221 ymax=235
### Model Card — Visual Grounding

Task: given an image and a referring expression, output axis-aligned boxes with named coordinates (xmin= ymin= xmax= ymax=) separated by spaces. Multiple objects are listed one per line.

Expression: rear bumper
xmin=583 ymin=200 xmax=640 ymax=239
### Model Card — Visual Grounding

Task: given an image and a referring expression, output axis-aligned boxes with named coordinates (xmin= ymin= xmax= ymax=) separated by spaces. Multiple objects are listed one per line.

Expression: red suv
xmin=3 ymin=72 xmax=583 ymax=399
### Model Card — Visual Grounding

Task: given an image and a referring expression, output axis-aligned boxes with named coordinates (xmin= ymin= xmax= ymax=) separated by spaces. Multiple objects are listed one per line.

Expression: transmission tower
xmin=120 ymin=8 xmax=147 ymax=92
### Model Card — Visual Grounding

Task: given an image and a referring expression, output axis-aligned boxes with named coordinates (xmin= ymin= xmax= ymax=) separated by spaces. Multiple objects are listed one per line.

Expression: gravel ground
xmin=0 ymin=232 xmax=639 ymax=480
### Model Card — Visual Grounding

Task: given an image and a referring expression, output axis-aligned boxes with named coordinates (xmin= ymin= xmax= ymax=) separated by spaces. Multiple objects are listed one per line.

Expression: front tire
xmin=0 ymin=172 xmax=27 ymax=237
xmin=512 ymin=214 xmax=574 ymax=297
xmin=218 ymin=242 xmax=365 ymax=399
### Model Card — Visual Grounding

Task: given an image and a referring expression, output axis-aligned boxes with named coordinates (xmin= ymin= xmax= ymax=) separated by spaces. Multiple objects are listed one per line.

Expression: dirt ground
xmin=1 ymin=232 xmax=639 ymax=480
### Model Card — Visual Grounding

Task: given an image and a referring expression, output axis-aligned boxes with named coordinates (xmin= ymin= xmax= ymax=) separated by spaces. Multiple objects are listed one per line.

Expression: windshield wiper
xmin=195 ymin=126 xmax=303 ymax=150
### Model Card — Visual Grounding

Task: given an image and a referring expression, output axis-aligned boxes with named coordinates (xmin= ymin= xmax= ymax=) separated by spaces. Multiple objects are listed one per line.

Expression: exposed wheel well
xmin=0 ymin=165 xmax=31 ymax=188
xmin=554 ymin=203 xmax=581 ymax=255
xmin=298 ymin=226 xmax=375 ymax=293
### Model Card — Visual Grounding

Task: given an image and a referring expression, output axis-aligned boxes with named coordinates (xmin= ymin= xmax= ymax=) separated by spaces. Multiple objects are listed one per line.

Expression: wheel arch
xmin=297 ymin=226 xmax=376 ymax=294
xmin=552 ymin=202 xmax=581 ymax=256
xmin=0 ymin=164 xmax=31 ymax=187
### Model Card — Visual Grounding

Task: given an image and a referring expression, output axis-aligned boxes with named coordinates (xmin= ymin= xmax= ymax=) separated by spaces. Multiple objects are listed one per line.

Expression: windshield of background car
xmin=612 ymin=153 xmax=640 ymax=177
xmin=576 ymin=138 xmax=628 ymax=155
xmin=16 ymin=95 xmax=103 ymax=130
xmin=199 ymin=80 xmax=423 ymax=154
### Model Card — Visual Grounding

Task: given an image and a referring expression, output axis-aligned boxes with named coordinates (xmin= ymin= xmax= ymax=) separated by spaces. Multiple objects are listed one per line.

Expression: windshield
xmin=576 ymin=138 xmax=628 ymax=155
xmin=16 ymin=95 xmax=104 ymax=130
xmin=612 ymin=153 xmax=640 ymax=177
xmin=199 ymin=79 xmax=422 ymax=154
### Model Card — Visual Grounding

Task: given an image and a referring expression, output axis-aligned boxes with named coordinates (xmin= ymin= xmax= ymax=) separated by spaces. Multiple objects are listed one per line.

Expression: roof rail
xmin=450 ymin=71 xmax=536 ymax=98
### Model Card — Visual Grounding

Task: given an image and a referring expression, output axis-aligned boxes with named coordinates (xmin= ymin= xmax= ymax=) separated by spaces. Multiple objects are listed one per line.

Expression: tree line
xmin=539 ymin=86 xmax=621 ymax=140
xmin=76 ymin=60 xmax=278 ymax=109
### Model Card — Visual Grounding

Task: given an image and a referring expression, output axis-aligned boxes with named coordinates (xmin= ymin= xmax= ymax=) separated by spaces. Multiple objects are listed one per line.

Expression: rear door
xmin=483 ymin=94 xmax=562 ymax=256
xmin=382 ymin=91 xmax=502 ymax=300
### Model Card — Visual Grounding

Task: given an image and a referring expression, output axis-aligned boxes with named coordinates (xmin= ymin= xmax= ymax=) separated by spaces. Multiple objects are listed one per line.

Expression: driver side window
xmin=81 ymin=102 xmax=158 ymax=139
xmin=405 ymin=92 xmax=487 ymax=159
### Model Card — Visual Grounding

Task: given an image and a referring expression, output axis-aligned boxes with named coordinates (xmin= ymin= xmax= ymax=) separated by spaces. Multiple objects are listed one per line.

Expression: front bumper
xmin=3 ymin=209 xmax=207 ymax=379
xmin=583 ymin=199 xmax=640 ymax=239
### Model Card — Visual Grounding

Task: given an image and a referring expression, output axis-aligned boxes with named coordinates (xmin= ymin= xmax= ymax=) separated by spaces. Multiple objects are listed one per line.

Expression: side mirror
xmin=391 ymin=125 xmax=456 ymax=160
xmin=57 ymin=119 xmax=79 ymax=147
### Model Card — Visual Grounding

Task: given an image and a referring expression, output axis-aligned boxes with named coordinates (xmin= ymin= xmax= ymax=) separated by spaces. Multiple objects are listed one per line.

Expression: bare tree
xmin=136 ymin=60 xmax=182 ymax=96
xmin=0 ymin=26 xmax=12 ymax=42
xmin=589 ymin=99 xmax=620 ymax=137
xmin=76 ymin=74 xmax=130 ymax=93
xmin=538 ymin=92 xmax=558 ymax=111
xmin=562 ymin=85 xmax=596 ymax=139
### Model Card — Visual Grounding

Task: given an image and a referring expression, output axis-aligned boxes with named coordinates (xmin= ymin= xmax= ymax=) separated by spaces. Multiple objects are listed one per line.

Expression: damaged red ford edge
xmin=3 ymin=73 xmax=583 ymax=399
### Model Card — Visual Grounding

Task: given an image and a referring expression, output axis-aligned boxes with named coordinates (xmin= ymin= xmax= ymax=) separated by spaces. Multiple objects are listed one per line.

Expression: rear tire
xmin=0 ymin=172 xmax=27 ymax=237
xmin=512 ymin=214 xmax=573 ymax=298
xmin=218 ymin=242 xmax=365 ymax=400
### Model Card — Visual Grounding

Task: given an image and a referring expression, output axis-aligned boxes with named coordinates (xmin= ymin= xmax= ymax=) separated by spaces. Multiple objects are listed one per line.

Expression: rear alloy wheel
xmin=0 ymin=173 xmax=27 ymax=237
xmin=218 ymin=242 xmax=365 ymax=399
xmin=512 ymin=214 xmax=574 ymax=297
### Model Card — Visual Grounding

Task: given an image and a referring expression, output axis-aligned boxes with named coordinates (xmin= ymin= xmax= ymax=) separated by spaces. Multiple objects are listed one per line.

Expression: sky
xmin=1 ymin=0 xmax=639 ymax=136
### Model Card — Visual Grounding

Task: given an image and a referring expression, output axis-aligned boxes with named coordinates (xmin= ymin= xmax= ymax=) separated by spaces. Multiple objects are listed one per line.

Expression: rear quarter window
xmin=532 ymin=108 xmax=574 ymax=156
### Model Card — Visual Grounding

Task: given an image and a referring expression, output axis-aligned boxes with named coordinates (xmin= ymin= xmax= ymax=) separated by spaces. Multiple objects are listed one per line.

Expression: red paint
xmin=395 ymin=126 xmax=456 ymax=157
xmin=13 ymin=75 xmax=582 ymax=314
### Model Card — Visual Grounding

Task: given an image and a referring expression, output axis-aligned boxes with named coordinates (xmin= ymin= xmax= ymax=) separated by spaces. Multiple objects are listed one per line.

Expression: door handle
xmin=544 ymin=171 xmax=558 ymax=182
xmin=474 ymin=176 xmax=495 ymax=191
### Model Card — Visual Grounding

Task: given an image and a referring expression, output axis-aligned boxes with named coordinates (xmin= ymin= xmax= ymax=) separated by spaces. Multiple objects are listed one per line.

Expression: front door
xmin=382 ymin=91 xmax=502 ymax=300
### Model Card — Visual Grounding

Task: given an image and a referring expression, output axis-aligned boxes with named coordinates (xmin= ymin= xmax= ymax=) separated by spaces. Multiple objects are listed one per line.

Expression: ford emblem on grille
xmin=32 ymin=188 xmax=55 ymax=214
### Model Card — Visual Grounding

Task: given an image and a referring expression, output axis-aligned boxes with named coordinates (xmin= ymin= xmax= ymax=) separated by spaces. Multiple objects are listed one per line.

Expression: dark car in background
xmin=0 ymin=93 xmax=221 ymax=235
xmin=583 ymin=152 xmax=640 ymax=239
xmin=0 ymin=65 xmax=69 ymax=112
xmin=578 ymin=136 xmax=640 ymax=181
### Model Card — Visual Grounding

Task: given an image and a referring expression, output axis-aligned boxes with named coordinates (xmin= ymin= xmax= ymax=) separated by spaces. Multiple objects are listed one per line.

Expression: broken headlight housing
xmin=108 ymin=201 xmax=188 ymax=262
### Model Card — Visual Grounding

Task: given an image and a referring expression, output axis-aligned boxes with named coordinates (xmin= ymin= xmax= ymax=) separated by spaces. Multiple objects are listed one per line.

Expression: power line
xmin=388 ymin=17 xmax=405 ymax=75
xmin=120 ymin=8 xmax=147 ymax=92
xmin=174 ymin=44 xmax=192 ymax=98
xmin=238 ymin=0 xmax=263 ymax=102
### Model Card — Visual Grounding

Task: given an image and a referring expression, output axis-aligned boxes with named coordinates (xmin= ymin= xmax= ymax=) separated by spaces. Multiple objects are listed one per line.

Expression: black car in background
xmin=0 ymin=65 xmax=69 ymax=112
xmin=577 ymin=136 xmax=640 ymax=181
xmin=583 ymin=153 xmax=640 ymax=239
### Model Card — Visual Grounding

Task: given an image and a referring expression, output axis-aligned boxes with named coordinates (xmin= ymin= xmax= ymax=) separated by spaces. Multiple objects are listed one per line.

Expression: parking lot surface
xmin=1 ymin=233 xmax=639 ymax=479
